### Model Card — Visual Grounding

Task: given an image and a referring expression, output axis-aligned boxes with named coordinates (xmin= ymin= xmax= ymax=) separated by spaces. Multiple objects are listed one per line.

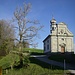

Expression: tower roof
xmin=50 ymin=17 xmax=56 ymax=23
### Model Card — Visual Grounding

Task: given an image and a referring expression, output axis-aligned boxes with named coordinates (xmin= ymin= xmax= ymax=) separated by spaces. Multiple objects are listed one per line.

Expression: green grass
xmin=0 ymin=53 xmax=19 ymax=69
xmin=29 ymin=57 xmax=63 ymax=70
xmin=48 ymin=53 xmax=75 ymax=64
xmin=23 ymin=48 xmax=44 ymax=55
xmin=23 ymin=48 xmax=43 ymax=53
xmin=0 ymin=49 xmax=71 ymax=75
xmin=2 ymin=57 xmax=69 ymax=75
xmin=3 ymin=64 xmax=65 ymax=75
xmin=13 ymin=48 xmax=44 ymax=55
xmin=0 ymin=53 xmax=69 ymax=75
xmin=14 ymin=48 xmax=43 ymax=53
xmin=49 ymin=54 xmax=65 ymax=62
xmin=0 ymin=56 xmax=3 ymax=60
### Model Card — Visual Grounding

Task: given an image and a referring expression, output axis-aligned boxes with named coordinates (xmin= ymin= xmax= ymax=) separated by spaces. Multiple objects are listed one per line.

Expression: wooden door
xmin=61 ymin=46 xmax=65 ymax=53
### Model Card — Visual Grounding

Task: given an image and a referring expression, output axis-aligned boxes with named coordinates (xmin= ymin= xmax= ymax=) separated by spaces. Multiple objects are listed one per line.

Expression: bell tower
xmin=50 ymin=17 xmax=57 ymax=34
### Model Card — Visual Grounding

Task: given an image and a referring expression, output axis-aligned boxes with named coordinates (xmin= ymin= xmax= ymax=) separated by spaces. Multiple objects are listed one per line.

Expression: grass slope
xmin=23 ymin=48 xmax=43 ymax=53
xmin=0 ymin=53 xmax=19 ymax=69
xmin=23 ymin=48 xmax=44 ymax=55
xmin=3 ymin=64 xmax=65 ymax=75
xmin=48 ymin=53 xmax=75 ymax=64
xmin=0 ymin=49 xmax=70 ymax=75
xmin=3 ymin=57 xmax=67 ymax=75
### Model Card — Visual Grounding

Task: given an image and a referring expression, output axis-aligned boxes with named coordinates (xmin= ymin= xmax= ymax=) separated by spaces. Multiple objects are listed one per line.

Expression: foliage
xmin=0 ymin=39 xmax=12 ymax=55
xmin=22 ymin=41 xmax=29 ymax=48
xmin=0 ymin=52 xmax=30 ymax=70
xmin=0 ymin=56 xmax=3 ymax=60
xmin=23 ymin=56 xmax=30 ymax=68
xmin=0 ymin=20 xmax=15 ymax=55
xmin=0 ymin=53 xmax=19 ymax=69
xmin=15 ymin=41 xmax=29 ymax=49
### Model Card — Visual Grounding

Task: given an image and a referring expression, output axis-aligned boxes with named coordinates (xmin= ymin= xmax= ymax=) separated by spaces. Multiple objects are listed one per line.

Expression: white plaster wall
xmin=51 ymin=35 xmax=74 ymax=52
xmin=51 ymin=36 xmax=57 ymax=52
xmin=44 ymin=37 xmax=51 ymax=53
xmin=66 ymin=37 xmax=74 ymax=52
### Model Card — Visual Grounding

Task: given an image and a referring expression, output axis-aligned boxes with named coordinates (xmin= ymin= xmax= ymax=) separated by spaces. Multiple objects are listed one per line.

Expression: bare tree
xmin=13 ymin=3 xmax=43 ymax=51
xmin=22 ymin=40 xmax=29 ymax=48
xmin=13 ymin=3 xmax=43 ymax=66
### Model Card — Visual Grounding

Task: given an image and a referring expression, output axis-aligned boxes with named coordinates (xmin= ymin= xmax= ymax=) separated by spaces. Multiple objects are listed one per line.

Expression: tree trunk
xmin=19 ymin=35 xmax=23 ymax=66
xmin=19 ymin=53 xmax=23 ymax=67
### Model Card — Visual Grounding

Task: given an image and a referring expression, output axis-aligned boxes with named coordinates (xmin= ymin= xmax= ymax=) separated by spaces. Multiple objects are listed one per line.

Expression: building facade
xmin=43 ymin=18 xmax=74 ymax=53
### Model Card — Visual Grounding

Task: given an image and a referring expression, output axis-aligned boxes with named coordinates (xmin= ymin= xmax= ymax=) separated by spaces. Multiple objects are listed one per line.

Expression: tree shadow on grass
xmin=29 ymin=57 xmax=63 ymax=70
xmin=48 ymin=53 xmax=75 ymax=70
xmin=30 ymin=52 xmax=45 ymax=55
xmin=29 ymin=56 xmax=75 ymax=75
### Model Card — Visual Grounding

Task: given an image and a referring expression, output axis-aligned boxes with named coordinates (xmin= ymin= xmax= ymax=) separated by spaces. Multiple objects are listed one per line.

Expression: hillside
xmin=0 ymin=48 xmax=69 ymax=75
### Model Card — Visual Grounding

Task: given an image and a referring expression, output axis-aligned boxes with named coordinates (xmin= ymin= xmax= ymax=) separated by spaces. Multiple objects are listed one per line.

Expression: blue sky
xmin=0 ymin=0 xmax=75 ymax=49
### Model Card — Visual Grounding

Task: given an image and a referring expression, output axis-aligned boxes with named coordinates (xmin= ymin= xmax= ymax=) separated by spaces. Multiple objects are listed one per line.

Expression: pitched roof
xmin=43 ymin=35 xmax=50 ymax=42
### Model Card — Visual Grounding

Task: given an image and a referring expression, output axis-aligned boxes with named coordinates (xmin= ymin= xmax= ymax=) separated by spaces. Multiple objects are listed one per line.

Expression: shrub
xmin=23 ymin=56 xmax=30 ymax=68
xmin=0 ymin=53 xmax=19 ymax=69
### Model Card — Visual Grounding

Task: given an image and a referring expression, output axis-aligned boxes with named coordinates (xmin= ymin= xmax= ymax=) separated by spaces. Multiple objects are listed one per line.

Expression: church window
xmin=62 ymin=38 xmax=64 ymax=41
xmin=52 ymin=27 xmax=54 ymax=30
xmin=44 ymin=42 xmax=45 ymax=45
xmin=47 ymin=44 xmax=49 ymax=50
xmin=47 ymin=40 xmax=49 ymax=43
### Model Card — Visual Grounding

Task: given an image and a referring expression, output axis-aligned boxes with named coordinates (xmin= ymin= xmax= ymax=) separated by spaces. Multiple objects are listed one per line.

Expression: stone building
xmin=43 ymin=18 xmax=74 ymax=53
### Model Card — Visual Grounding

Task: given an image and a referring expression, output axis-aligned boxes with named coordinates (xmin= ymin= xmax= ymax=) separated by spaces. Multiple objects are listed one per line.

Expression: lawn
xmin=0 ymin=53 xmax=19 ymax=69
xmin=2 ymin=57 xmax=68 ymax=75
xmin=13 ymin=48 xmax=44 ymax=55
xmin=3 ymin=64 xmax=65 ymax=75
xmin=29 ymin=57 xmax=63 ymax=70
xmin=23 ymin=48 xmax=44 ymax=55
xmin=0 ymin=53 xmax=69 ymax=75
xmin=0 ymin=56 xmax=3 ymax=60
xmin=0 ymin=49 xmax=71 ymax=75
xmin=23 ymin=48 xmax=43 ymax=53
xmin=48 ymin=54 xmax=65 ymax=62
xmin=48 ymin=53 xmax=75 ymax=64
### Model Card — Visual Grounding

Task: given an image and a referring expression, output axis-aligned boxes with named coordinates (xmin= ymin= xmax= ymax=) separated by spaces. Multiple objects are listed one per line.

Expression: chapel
xmin=43 ymin=17 xmax=74 ymax=53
